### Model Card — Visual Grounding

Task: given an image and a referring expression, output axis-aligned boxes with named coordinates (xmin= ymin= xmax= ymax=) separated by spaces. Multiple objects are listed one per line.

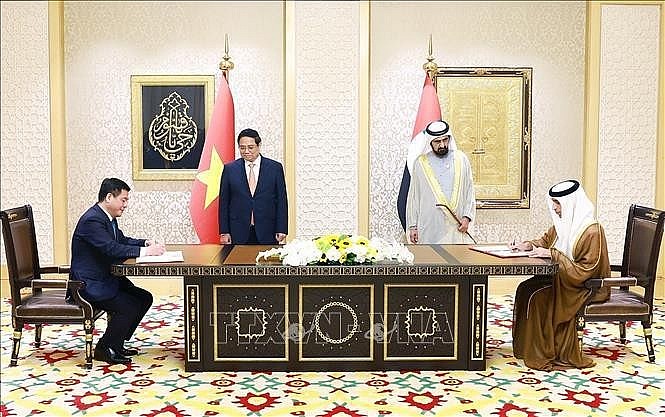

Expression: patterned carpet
xmin=1 ymin=295 xmax=663 ymax=417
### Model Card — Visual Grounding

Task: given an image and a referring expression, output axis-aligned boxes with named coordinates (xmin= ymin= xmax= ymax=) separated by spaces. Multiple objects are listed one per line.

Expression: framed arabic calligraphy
xmin=131 ymin=75 xmax=214 ymax=180
xmin=434 ymin=67 xmax=532 ymax=208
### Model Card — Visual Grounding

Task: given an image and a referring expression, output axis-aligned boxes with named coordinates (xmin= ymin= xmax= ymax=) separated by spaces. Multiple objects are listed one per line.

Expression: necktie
xmin=248 ymin=163 xmax=256 ymax=225
xmin=111 ymin=220 xmax=118 ymax=240
xmin=248 ymin=163 xmax=257 ymax=195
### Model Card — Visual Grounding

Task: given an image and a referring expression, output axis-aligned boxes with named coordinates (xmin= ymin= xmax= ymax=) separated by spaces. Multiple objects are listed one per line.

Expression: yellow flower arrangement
xmin=256 ymin=234 xmax=414 ymax=267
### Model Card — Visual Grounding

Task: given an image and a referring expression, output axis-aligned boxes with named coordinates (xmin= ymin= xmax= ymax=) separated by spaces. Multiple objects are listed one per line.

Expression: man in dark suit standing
xmin=71 ymin=178 xmax=166 ymax=364
xmin=219 ymin=128 xmax=288 ymax=244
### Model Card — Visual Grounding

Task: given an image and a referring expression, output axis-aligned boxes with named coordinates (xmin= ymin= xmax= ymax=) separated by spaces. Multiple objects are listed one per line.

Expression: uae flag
xmin=189 ymin=73 xmax=235 ymax=243
xmin=396 ymin=72 xmax=442 ymax=231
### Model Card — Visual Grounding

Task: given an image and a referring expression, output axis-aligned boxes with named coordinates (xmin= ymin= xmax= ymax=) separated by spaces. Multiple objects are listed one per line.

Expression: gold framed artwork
xmin=131 ymin=75 xmax=215 ymax=180
xmin=434 ymin=67 xmax=532 ymax=208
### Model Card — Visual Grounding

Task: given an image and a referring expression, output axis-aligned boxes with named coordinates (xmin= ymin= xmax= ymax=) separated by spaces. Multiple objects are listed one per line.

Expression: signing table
xmin=112 ymin=244 xmax=556 ymax=372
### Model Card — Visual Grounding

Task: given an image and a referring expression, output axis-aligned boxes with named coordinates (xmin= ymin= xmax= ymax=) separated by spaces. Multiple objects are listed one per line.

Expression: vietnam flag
xmin=396 ymin=72 xmax=442 ymax=231
xmin=189 ymin=73 xmax=235 ymax=243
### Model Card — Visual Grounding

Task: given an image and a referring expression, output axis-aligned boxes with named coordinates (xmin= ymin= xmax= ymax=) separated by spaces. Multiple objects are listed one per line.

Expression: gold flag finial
xmin=219 ymin=33 xmax=235 ymax=78
xmin=423 ymin=34 xmax=437 ymax=78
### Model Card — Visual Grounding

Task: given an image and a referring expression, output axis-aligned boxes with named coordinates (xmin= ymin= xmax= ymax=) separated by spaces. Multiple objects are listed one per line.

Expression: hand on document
xmin=507 ymin=240 xmax=549 ymax=258
xmin=508 ymin=239 xmax=533 ymax=252
xmin=145 ymin=239 xmax=166 ymax=256
xmin=527 ymin=246 xmax=551 ymax=258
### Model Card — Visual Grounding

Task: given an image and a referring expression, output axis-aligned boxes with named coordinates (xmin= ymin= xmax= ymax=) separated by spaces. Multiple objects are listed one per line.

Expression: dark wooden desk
xmin=113 ymin=244 xmax=556 ymax=372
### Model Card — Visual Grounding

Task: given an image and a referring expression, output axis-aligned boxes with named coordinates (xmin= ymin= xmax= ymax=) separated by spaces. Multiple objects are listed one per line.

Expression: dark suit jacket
xmin=219 ymin=156 xmax=288 ymax=244
xmin=70 ymin=204 xmax=145 ymax=302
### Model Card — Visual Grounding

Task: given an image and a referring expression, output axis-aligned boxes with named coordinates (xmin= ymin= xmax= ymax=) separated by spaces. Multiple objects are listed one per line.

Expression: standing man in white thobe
xmin=406 ymin=120 xmax=476 ymax=244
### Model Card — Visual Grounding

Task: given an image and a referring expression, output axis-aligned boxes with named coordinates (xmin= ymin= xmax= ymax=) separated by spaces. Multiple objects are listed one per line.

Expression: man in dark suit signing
xmin=71 ymin=178 xmax=166 ymax=364
xmin=219 ymin=128 xmax=288 ymax=244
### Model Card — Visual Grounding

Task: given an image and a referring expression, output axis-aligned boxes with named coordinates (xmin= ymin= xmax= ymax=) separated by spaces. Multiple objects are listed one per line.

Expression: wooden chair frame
xmin=576 ymin=204 xmax=664 ymax=363
xmin=1 ymin=205 xmax=104 ymax=369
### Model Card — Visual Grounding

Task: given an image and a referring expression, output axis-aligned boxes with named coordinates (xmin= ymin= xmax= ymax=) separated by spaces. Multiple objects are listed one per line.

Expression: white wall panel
xmin=597 ymin=5 xmax=660 ymax=263
xmin=294 ymin=1 xmax=359 ymax=238
xmin=0 ymin=1 xmax=53 ymax=264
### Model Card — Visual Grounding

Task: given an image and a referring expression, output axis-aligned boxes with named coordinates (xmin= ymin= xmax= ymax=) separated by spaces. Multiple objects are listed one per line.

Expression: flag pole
xmin=220 ymin=33 xmax=234 ymax=80
xmin=423 ymin=34 xmax=437 ymax=80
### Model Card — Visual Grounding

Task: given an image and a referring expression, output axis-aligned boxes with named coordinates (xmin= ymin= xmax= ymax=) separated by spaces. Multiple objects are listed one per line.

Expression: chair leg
xmin=619 ymin=321 xmax=626 ymax=344
xmin=10 ymin=325 xmax=23 ymax=366
xmin=34 ymin=324 xmax=43 ymax=347
xmin=575 ymin=314 xmax=586 ymax=353
xmin=84 ymin=319 xmax=94 ymax=369
xmin=642 ymin=322 xmax=655 ymax=363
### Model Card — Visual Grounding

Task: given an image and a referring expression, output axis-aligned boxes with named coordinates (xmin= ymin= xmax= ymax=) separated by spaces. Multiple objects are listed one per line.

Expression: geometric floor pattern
xmin=1 ymin=295 xmax=663 ymax=416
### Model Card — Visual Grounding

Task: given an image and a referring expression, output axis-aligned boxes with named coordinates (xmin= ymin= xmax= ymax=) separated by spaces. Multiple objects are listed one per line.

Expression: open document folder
xmin=469 ymin=245 xmax=532 ymax=258
xmin=136 ymin=251 xmax=184 ymax=263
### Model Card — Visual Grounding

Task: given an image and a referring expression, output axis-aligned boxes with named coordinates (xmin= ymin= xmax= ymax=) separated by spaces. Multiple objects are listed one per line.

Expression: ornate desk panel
xmin=113 ymin=244 xmax=556 ymax=372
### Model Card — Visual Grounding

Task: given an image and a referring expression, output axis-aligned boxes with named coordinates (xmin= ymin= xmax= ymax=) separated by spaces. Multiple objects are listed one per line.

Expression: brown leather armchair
xmin=1 ymin=205 xmax=104 ymax=369
xmin=576 ymin=204 xmax=664 ymax=363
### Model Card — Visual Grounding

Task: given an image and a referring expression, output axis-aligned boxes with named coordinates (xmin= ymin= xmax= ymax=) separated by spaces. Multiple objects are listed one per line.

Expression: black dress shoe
xmin=119 ymin=347 xmax=139 ymax=356
xmin=94 ymin=345 xmax=131 ymax=364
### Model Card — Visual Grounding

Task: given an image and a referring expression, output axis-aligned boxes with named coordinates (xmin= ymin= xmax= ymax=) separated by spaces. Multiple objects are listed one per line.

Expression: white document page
xmin=136 ymin=251 xmax=184 ymax=263
xmin=469 ymin=245 xmax=533 ymax=258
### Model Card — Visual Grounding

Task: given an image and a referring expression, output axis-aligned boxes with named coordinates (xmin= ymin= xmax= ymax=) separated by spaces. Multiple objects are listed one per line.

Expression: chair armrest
xmin=66 ymin=280 xmax=86 ymax=291
xmin=31 ymin=279 xmax=69 ymax=290
xmin=584 ymin=276 xmax=639 ymax=289
xmin=64 ymin=280 xmax=95 ymax=315
xmin=40 ymin=265 xmax=71 ymax=274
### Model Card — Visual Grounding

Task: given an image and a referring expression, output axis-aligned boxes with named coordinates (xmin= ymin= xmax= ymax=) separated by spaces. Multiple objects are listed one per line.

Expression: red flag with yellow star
xmin=189 ymin=73 xmax=235 ymax=243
